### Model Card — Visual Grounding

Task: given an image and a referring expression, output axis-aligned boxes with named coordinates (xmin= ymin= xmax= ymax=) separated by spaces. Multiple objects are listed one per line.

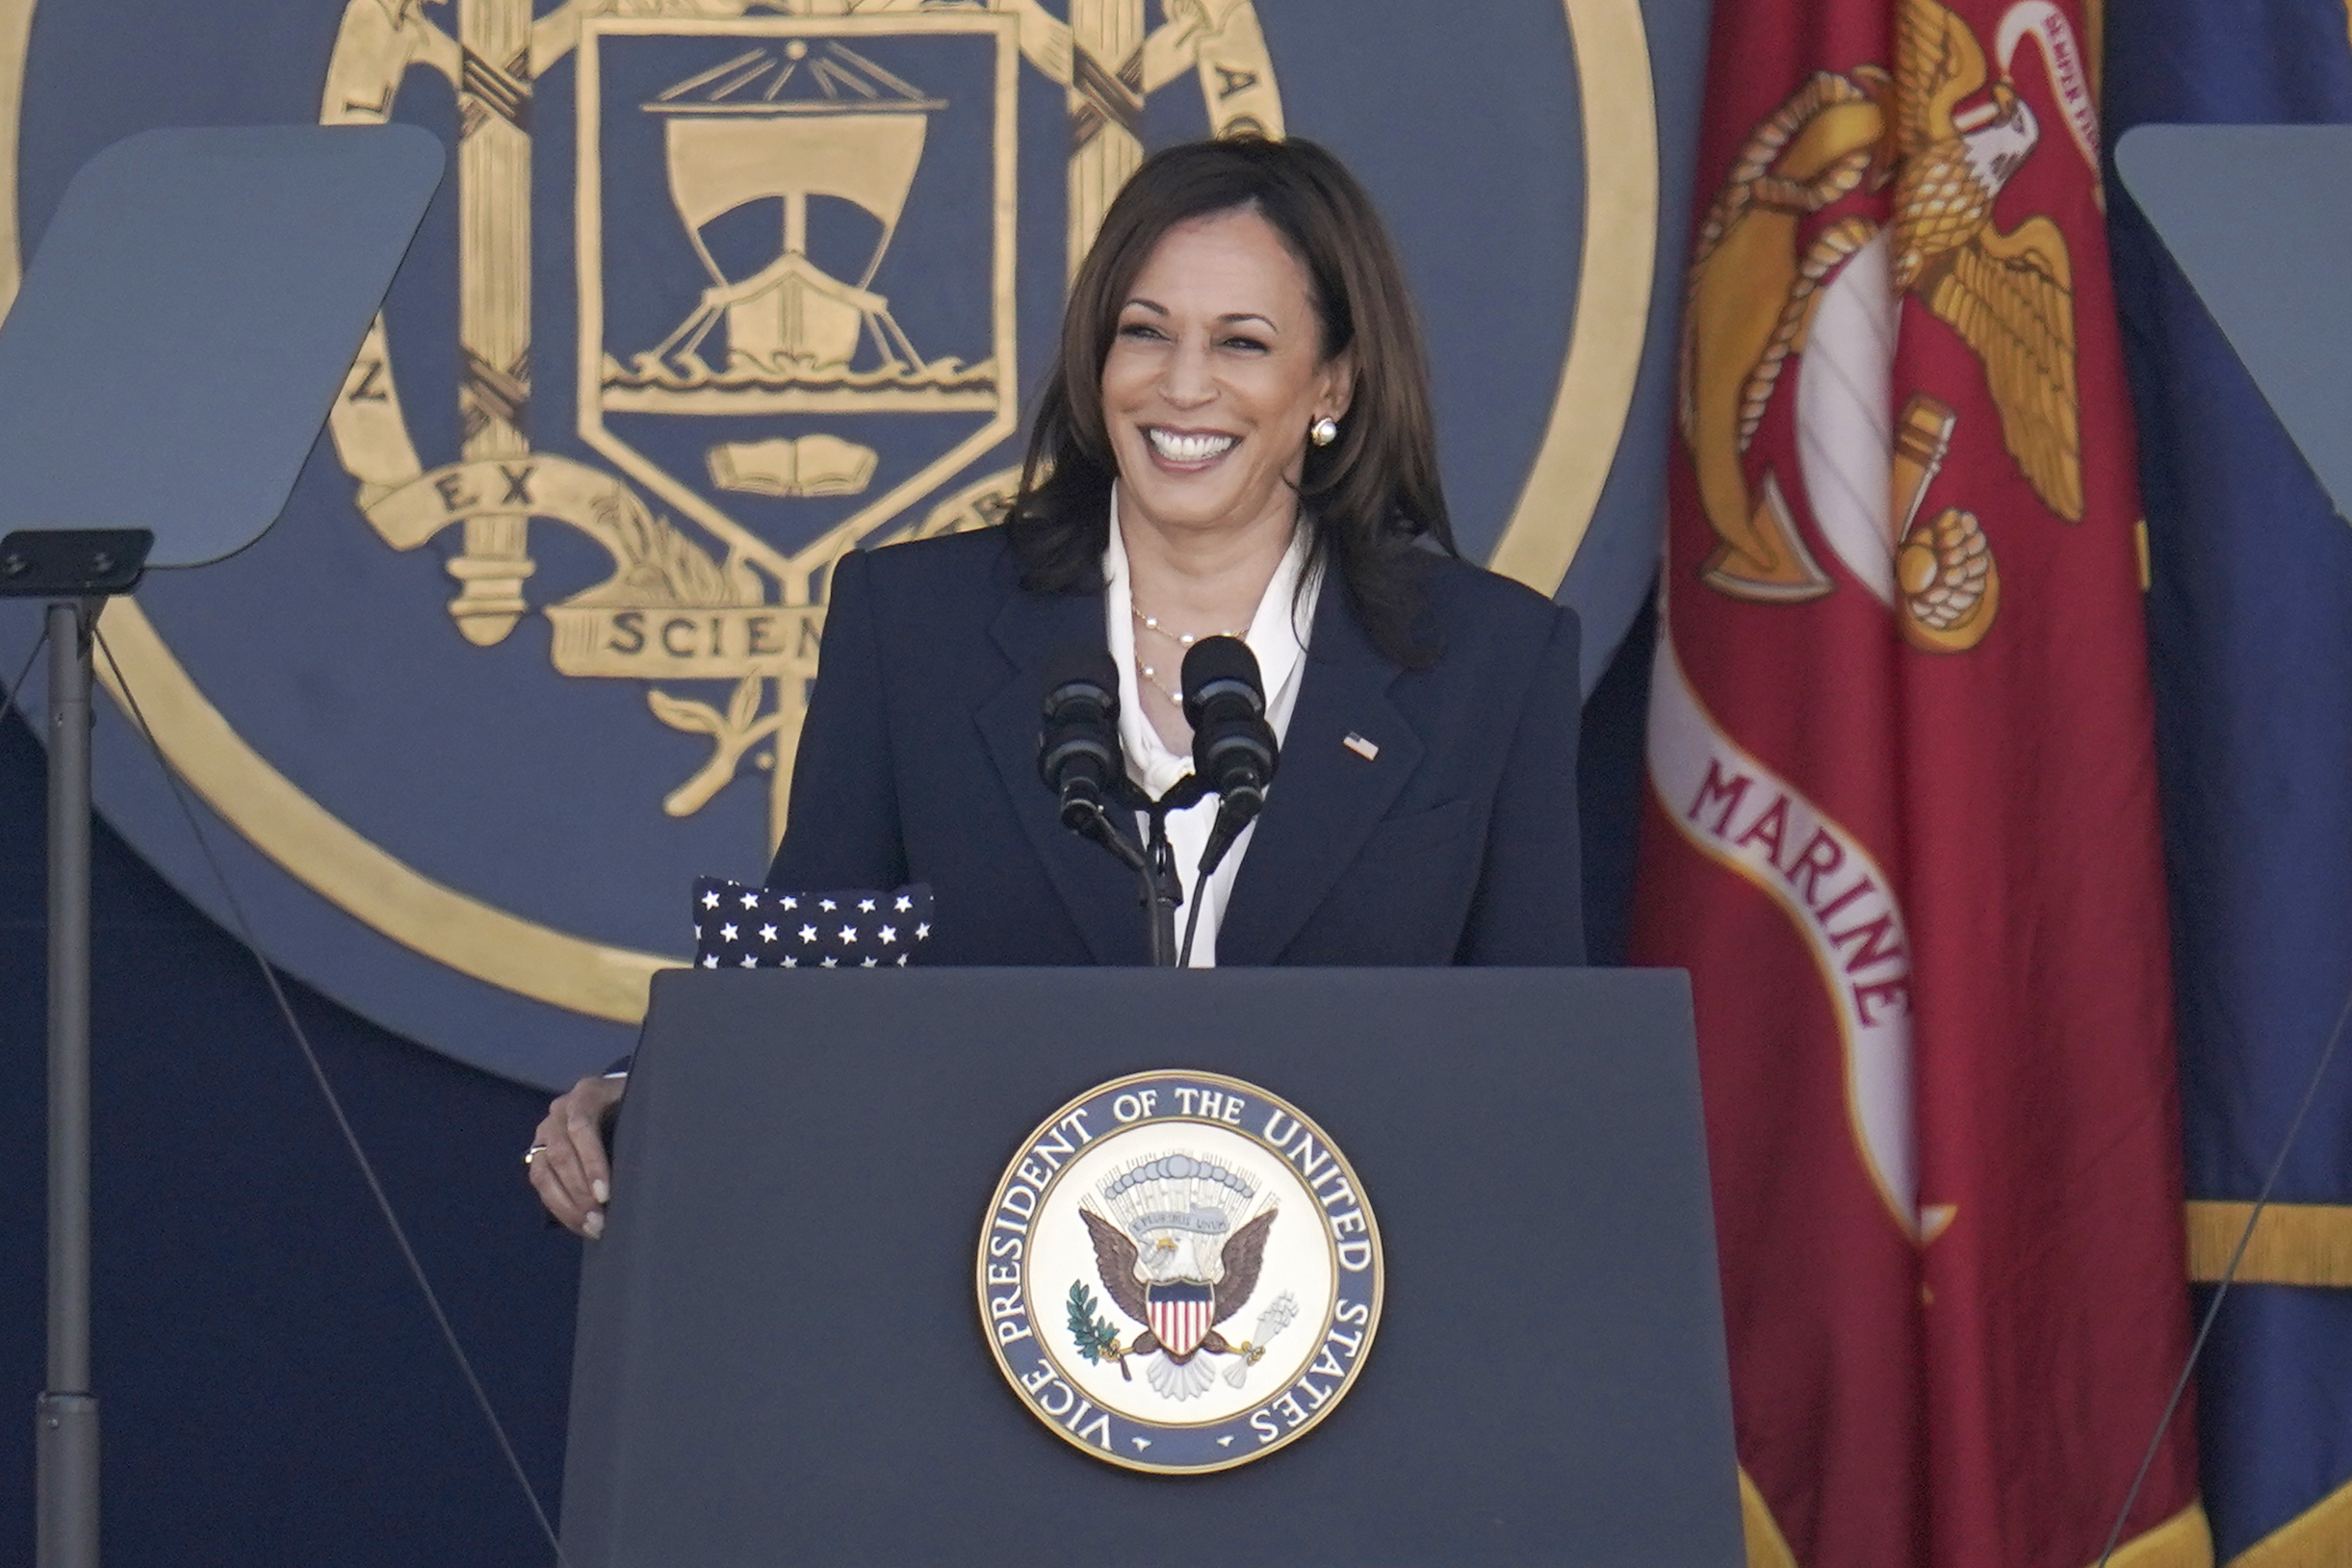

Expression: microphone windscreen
xmin=1180 ymin=635 xmax=1264 ymax=713
xmin=1040 ymin=646 xmax=1121 ymax=714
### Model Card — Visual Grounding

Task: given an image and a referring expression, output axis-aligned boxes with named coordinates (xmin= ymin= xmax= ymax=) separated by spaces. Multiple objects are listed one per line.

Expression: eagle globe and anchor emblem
xmin=980 ymin=1070 xmax=1383 ymax=1474
xmin=1678 ymin=0 xmax=2102 ymax=655
xmin=317 ymin=0 xmax=1287 ymax=849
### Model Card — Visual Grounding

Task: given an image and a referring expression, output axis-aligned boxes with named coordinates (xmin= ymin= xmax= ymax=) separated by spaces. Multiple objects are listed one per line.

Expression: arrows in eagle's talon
xmin=1225 ymin=1291 xmax=1302 ymax=1386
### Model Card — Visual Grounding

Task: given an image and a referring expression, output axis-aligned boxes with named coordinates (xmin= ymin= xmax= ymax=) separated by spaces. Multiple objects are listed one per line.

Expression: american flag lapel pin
xmin=1343 ymin=732 xmax=1380 ymax=761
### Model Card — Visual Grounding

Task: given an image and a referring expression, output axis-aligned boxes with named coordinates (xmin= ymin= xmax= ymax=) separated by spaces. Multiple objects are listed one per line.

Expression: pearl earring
xmin=1309 ymin=416 xmax=1339 ymax=447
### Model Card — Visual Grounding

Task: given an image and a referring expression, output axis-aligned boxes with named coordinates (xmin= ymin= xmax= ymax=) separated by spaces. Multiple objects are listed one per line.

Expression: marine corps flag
xmin=1632 ymin=0 xmax=2206 ymax=1560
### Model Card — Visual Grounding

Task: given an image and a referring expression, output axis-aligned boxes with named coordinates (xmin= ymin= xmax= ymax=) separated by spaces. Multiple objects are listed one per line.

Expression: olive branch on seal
xmin=1066 ymin=1281 xmax=1130 ymax=1378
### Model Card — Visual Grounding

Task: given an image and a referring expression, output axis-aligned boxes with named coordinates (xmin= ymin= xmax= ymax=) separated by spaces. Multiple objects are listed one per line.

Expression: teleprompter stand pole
xmin=3 ymin=528 xmax=155 ymax=1568
xmin=39 ymin=600 xmax=96 ymax=1568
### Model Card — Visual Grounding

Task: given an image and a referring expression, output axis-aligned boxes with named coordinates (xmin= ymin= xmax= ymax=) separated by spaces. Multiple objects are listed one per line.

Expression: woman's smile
xmin=1142 ymin=425 xmax=1241 ymax=470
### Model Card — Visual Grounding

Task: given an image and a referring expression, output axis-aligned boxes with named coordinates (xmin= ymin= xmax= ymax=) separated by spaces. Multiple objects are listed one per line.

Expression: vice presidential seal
xmin=978 ymin=1070 xmax=1382 ymax=1474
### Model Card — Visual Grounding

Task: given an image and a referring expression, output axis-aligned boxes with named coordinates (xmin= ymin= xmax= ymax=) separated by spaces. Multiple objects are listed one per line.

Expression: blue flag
xmin=2107 ymin=10 xmax=2352 ymax=1562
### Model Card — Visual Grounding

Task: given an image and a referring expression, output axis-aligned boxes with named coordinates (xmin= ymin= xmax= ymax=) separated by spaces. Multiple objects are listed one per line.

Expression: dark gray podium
xmin=560 ymin=967 xmax=1741 ymax=1566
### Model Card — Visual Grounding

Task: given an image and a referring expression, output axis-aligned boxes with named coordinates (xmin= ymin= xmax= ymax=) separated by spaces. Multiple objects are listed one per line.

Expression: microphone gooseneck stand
xmin=1135 ymin=780 xmax=1203 ymax=966
xmin=1059 ymin=774 xmax=1205 ymax=967
xmin=1039 ymin=636 xmax=1278 ymax=969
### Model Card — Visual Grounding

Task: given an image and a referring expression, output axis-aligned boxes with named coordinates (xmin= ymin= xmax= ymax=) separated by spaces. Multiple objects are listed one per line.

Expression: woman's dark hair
xmin=1006 ymin=135 xmax=1459 ymax=668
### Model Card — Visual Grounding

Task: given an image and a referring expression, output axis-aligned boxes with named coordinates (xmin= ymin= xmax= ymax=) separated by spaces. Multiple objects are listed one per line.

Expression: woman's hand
xmin=528 ymin=1074 xmax=627 ymax=1238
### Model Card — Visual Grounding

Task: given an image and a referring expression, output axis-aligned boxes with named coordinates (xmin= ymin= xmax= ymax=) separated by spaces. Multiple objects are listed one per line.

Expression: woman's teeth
xmin=1147 ymin=428 xmax=1236 ymax=463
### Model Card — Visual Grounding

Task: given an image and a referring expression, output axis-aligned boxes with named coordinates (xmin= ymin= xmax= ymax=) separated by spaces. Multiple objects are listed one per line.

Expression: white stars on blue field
xmin=692 ymin=878 xmax=935 ymax=971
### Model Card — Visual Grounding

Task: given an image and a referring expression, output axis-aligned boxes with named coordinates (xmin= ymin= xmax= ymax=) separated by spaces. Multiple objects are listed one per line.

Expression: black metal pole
xmin=1143 ymin=811 xmax=1181 ymax=967
xmin=38 ymin=599 xmax=98 ymax=1568
xmin=1064 ymin=782 xmax=1192 ymax=967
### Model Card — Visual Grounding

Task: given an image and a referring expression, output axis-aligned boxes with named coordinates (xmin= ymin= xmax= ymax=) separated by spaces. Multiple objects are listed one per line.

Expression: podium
xmin=560 ymin=967 xmax=1742 ymax=1566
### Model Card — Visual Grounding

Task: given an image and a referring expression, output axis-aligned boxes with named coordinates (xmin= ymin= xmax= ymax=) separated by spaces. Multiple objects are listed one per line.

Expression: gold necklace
xmin=1131 ymin=604 xmax=1249 ymax=705
xmin=1132 ymin=604 xmax=1250 ymax=648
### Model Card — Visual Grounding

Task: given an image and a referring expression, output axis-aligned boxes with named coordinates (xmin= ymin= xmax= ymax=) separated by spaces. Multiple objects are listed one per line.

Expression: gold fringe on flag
xmin=2186 ymin=1203 xmax=2352 ymax=1287
xmin=1737 ymin=1474 xmax=2210 ymax=1568
xmin=2099 ymin=1504 xmax=2215 ymax=1568
xmin=1740 ymin=1468 xmax=1798 ymax=1568
xmin=2234 ymin=1478 xmax=2352 ymax=1568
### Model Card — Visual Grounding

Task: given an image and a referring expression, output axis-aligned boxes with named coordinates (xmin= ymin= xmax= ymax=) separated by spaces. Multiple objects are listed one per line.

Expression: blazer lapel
xmin=1217 ymin=584 xmax=1422 ymax=964
xmin=974 ymin=578 xmax=1150 ymax=965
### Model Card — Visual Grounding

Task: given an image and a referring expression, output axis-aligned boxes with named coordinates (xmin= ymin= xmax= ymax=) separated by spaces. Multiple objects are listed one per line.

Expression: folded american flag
xmin=691 ymin=878 xmax=935 ymax=969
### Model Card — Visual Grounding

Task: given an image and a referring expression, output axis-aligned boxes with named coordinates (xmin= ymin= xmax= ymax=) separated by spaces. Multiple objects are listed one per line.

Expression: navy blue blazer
xmin=766 ymin=527 xmax=1585 ymax=965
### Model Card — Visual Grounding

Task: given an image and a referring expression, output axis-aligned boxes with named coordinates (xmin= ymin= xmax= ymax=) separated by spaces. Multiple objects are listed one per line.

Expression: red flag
xmin=1633 ymin=0 xmax=2205 ymax=1562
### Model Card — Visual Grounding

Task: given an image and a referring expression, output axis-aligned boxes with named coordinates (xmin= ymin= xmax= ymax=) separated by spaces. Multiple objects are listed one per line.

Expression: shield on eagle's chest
xmin=1146 ymin=1280 xmax=1215 ymax=1359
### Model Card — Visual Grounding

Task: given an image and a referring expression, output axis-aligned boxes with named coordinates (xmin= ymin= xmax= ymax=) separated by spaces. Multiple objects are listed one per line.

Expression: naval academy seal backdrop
xmin=0 ymin=0 xmax=1709 ymax=1092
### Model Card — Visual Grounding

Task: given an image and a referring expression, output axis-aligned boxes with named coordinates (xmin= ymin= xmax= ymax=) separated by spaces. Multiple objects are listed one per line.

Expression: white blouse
xmin=1102 ymin=493 xmax=1321 ymax=966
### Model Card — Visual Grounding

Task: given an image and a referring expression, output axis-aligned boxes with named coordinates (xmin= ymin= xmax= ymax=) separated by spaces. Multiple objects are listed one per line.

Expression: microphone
xmin=1181 ymin=636 xmax=1279 ymax=879
xmin=1037 ymin=647 xmax=1127 ymax=835
xmin=1038 ymin=647 xmax=1173 ymax=959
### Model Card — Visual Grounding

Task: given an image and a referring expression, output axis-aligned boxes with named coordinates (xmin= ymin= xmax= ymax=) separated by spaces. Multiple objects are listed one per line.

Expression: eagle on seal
xmin=1079 ymin=1150 xmax=1278 ymax=1401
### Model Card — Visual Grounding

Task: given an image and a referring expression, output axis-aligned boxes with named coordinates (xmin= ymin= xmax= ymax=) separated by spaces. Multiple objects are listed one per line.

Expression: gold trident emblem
xmin=318 ymin=0 xmax=1283 ymax=847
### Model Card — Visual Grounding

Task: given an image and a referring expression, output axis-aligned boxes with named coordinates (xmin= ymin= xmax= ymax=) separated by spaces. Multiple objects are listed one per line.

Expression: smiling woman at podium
xmin=530 ymin=136 xmax=1585 ymax=1237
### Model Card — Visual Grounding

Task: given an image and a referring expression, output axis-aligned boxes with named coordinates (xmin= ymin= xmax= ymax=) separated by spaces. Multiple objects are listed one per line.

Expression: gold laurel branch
xmin=361 ymin=454 xmax=759 ymax=610
xmin=366 ymin=453 xmax=789 ymax=816
xmin=647 ymin=676 xmax=785 ymax=818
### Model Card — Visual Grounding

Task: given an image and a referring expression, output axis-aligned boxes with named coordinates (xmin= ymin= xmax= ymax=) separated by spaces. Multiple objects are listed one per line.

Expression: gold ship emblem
xmin=614 ymin=39 xmax=995 ymax=425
